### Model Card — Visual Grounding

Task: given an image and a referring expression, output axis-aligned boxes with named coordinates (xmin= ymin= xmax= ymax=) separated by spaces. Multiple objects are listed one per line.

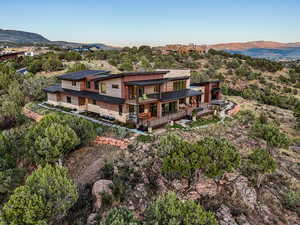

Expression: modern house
xmin=44 ymin=69 xmax=221 ymax=130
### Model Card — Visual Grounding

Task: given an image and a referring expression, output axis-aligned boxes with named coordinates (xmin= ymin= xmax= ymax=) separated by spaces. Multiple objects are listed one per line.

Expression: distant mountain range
xmin=0 ymin=29 xmax=116 ymax=49
xmin=1 ymin=29 xmax=300 ymax=60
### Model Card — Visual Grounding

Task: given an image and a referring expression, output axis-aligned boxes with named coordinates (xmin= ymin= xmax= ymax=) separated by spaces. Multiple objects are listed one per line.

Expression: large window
xmin=139 ymin=104 xmax=145 ymax=113
xmin=100 ymin=83 xmax=107 ymax=94
xmin=86 ymin=80 xmax=91 ymax=89
xmin=94 ymin=81 xmax=99 ymax=90
xmin=173 ymin=80 xmax=186 ymax=91
xmin=119 ymin=105 xmax=123 ymax=115
xmin=162 ymin=102 xmax=177 ymax=116
xmin=66 ymin=96 xmax=72 ymax=103
xmin=154 ymin=85 xmax=160 ymax=93
xmin=112 ymin=84 xmax=119 ymax=89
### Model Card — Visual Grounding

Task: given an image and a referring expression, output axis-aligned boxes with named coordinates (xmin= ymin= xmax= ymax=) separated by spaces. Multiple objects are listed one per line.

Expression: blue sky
xmin=1 ymin=0 xmax=300 ymax=46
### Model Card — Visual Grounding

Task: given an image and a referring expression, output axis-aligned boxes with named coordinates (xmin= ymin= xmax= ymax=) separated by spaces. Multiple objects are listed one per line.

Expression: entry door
xmin=150 ymin=103 xmax=157 ymax=117
xmin=79 ymin=97 xmax=86 ymax=105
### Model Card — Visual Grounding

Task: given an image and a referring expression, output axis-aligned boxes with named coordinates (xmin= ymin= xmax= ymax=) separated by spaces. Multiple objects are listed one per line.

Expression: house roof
xmin=124 ymin=76 xmax=190 ymax=87
xmin=92 ymin=71 xmax=170 ymax=82
xmin=57 ymin=70 xmax=110 ymax=81
xmin=124 ymin=79 xmax=168 ymax=86
xmin=149 ymin=89 xmax=202 ymax=102
xmin=44 ymin=85 xmax=125 ymax=104
xmin=191 ymin=80 xmax=223 ymax=86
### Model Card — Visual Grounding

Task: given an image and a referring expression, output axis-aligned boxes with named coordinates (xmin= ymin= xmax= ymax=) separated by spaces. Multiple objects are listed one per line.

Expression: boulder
xmin=232 ymin=176 xmax=257 ymax=210
xmin=172 ymin=179 xmax=189 ymax=191
xmin=195 ymin=174 xmax=218 ymax=197
xmin=87 ymin=213 xmax=97 ymax=225
xmin=216 ymin=204 xmax=238 ymax=225
xmin=92 ymin=179 xmax=113 ymax=210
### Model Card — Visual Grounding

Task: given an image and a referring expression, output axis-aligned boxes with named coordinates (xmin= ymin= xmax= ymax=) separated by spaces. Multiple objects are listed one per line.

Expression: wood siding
xmin=61 ymin=80 xmax=82 ymax=91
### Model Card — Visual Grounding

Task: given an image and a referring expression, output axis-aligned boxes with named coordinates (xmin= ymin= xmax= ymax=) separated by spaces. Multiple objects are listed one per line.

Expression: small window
xmin=139 ymin=104 xmax=145 ymax=113
xmin=86 ymin=81 xmax=91 ymax=89
xmin=119 ymin=105 xmax=123 ymax=116
xmin=95 ymin=81 xmax=99 ymax=90
xmin=100 ymin=83 xmax=107 ymax=94
xmin=179 ymin=98 xmax=185 ymax=104
xmin=72 ymin=81 xmax=76 ymax=86
xmin=66 ymin=96 xmax=72 ymax=103
xmin=92 ymin=99 xmax=97 ymax=105
xmin=154 ymin=85 xmax=160 ymax=93
xmin=112 ymin=84 xmax=119 ymax=89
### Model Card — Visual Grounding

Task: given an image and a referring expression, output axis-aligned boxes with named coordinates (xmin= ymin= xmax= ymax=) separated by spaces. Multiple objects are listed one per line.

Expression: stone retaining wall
xmin=227 ymin=104 xmax=241 ymax=116
xmin=93 ymin=136 xmax=129 ymax=149
xmin=23 ymin=107 xmax=44 ymax=122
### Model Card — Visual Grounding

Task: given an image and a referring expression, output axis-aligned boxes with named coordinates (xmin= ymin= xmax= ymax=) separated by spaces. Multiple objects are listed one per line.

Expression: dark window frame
xmin=94 ymin=81 xmax=99 ymax=90
xmin=86 ymin=80 xmax=91 ymax=89
xmin=66 ymin=96 xmax=72 ymax=103
xmin=72 ymin=81 xmax=76 ymax=86
xmin=119 ymin=105 xmax=123 ymax=115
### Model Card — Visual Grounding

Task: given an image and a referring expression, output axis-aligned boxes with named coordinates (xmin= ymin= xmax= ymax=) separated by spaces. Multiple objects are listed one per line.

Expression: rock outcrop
xmin=92 ymin=179 xmax=113 ymax=210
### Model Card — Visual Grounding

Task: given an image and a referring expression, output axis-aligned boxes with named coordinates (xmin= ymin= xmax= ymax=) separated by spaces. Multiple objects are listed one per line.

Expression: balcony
xmin=125 ymin=94 xmax=158 ymax=105
xmin=139 ymin=110 xmax=188 ymax=127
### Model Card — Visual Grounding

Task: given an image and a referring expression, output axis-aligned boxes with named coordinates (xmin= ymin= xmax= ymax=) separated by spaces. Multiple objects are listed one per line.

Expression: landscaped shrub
xmin=190 ymin=115 xmax=220 ymax=127
xmin=0 ymin=165 xmax=78 ymax=225
xmin=99 ymin=207 xmax=139 ymax=225
xmin=136 ymin=135 xmax=155 ymax=143
xmin=144 ymin=192 xmax=217 ymax=225
xmin=160 ymin=135 xmax=240 ymax=179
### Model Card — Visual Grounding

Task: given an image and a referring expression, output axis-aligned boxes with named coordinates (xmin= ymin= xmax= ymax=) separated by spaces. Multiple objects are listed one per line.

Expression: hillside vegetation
xmin=0 ymin=47 xmax=299 ymax=225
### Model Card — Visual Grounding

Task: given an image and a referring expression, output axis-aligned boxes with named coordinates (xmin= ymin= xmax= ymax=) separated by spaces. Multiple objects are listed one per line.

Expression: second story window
xmin=112 ymin=84 xmax=119 ymax=89
xmin=173 ymin=80 xmax=186 ymax=91
xmin=154 ymin=84 xmax=160 ymax=93
xmin=95 ymin=81 xmax=99 ymax=90
xmin=72 ymin=81 xmax=76 ymax=86
xmin=100 ymin=83 xmax=107 ymax=94
xmin=86 ymin=81 xmax=91 ymax=89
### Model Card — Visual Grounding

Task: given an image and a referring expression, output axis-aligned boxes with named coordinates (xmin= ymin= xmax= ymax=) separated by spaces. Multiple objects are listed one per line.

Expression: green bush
xmin=99 ymin=207 xmax=139 ymax=225
xmin=0 ymin=165 xmax=78 ymax=225
xmin=25 ymin=115 xmax=81 ymax=164
xmin=251 ymin=121 xmax=290 ymax=149
xmin=243 ymin=148 xmax=277 ymax=177
xmin=28 ymin=113 xmax=96 ymax=146
xmin=67 ymin=63 xmax=88 ymax=72
xmin=144 ymin=192 xmax=217 ymax=225
xmin=161 ymin=135 xmax=240 ymax=179
xmin=282 ymin=190 xmax=300 ymax=214
xmin=136 ymin=135 xmax=155 ymax=143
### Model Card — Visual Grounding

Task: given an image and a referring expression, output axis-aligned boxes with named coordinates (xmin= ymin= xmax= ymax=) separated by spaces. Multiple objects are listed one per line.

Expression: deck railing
xmin=140 ymin=110 xmax=188 ymax=127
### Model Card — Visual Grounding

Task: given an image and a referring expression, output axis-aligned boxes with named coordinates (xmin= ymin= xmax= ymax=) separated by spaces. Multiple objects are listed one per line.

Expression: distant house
xmin=44 ymin=70 xmax=222 ymax=131
xmin=0 ymin=51 xmax=25 ymax=62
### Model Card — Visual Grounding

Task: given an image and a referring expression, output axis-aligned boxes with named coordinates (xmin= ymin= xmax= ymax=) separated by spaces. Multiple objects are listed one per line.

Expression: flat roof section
xmin=57 ymin=70 xmax=110 ymax=81
xmin=44 ymin=85 xmax=125 ymax=104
